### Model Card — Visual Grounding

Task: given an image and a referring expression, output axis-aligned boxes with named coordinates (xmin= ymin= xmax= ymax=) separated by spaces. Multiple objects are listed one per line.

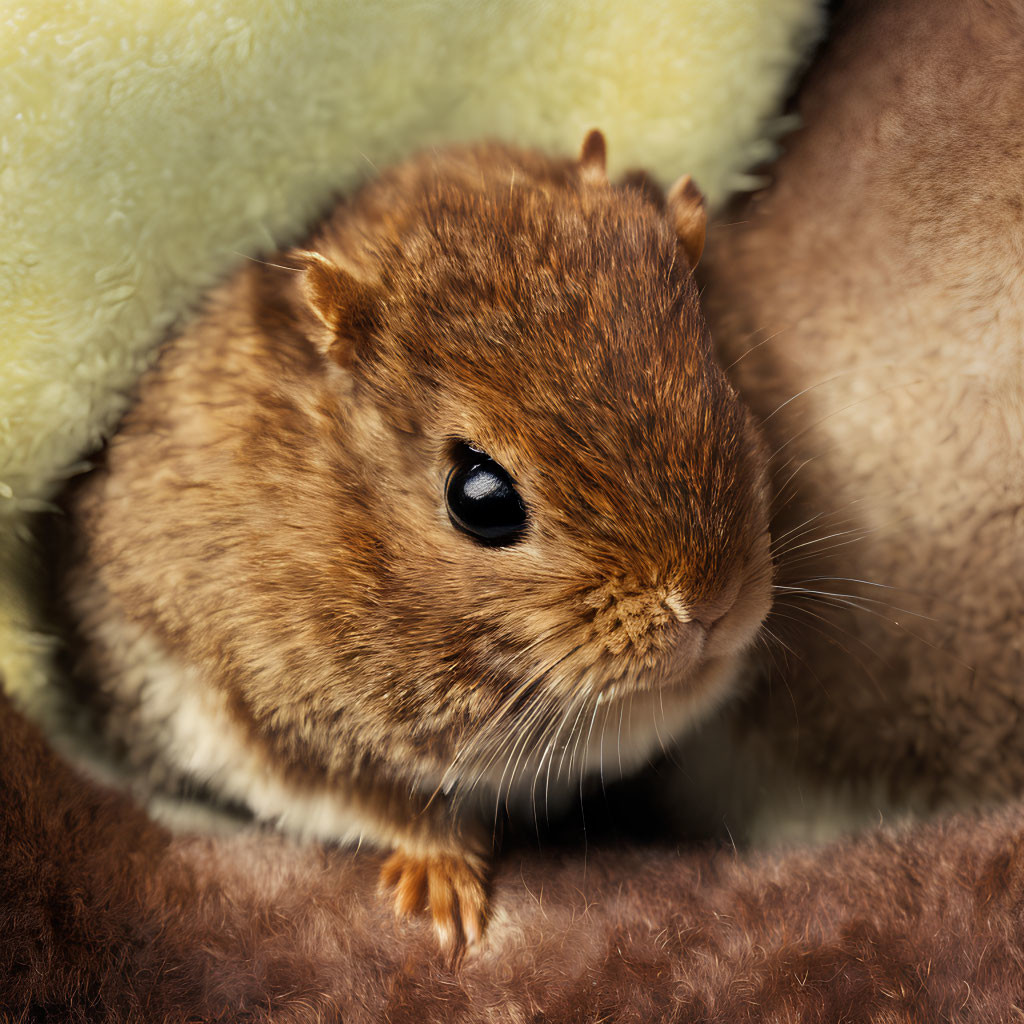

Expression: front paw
xmin=379 ymin=848 xmax=488 ymax=951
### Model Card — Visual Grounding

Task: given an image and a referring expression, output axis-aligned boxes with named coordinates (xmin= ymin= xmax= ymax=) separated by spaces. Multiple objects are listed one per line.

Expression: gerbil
xmin=60 ymin=131 xmax=773 ymax=948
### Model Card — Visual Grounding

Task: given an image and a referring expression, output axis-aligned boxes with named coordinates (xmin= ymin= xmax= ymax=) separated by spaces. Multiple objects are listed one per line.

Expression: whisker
xmin=774 ymin=530 xmax=878 ymax=568
xmin=231 ymin=250 xmax=301 ymax=272
xmin=769 ymin=500 xmax=869 ymax=552
xmin=770 ymin=451 xmax=835 ymax=516
xmin=444 ymin=632 xmax=584 ymax=807
xmin=723 ymin=326 xmax=789 ymax=373
xmin=781 ymin=589 xmax=973 ymax=673
xmin=544 ymin=686 xmax=593 ymax=819
xmin=772 ymin=523 xmax=874 ymax=564
xmin=754 ymin=623 xmax=808 ymax=725
xmin=657 ymin=680 xmax=688 ymax=773
xmin=616 ymin=698 xmax=626 ymax=780
xmin=770 ymin=500 xmax=872 ymax=551
xmin=759 ymin=623 xmax=798 ymax=664
xmin=598 ymin=703 xmax=608 ymax=795
xmin=774 ymin=585 xmax=938 ymax=624
xmin=769 ymin=601 xmax=888 ymax=669
xmin=577 ymin=698 xmax=603 ymax=808
xmin=558 ymin=688 xmax=594 ymax=783
xmin=798 ymin=575 xmax=962 ymax=612
xmin=762 ymin=370 xmax=853 ymax=425
xmin=769 ymin=376 xmax=927 ymax=463
xmin=767 ymin=606 xmax=888 ymax=701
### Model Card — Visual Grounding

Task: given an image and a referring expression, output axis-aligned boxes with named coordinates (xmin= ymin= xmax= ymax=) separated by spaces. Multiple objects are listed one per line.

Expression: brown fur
xmin=6 ymin=688 xmax=1024 ymax=1022
xmin=58 ymin=134 xmax=772 ymax=947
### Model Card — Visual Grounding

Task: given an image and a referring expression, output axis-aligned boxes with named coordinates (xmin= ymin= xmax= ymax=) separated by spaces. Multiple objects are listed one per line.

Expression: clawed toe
xmin=380 ymin=849 xmax=488 ymax=951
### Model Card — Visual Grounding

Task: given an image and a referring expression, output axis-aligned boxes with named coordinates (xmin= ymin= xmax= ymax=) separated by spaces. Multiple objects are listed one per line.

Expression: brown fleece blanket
xmin=5 ymin=690 xmax=1024 ymax=1022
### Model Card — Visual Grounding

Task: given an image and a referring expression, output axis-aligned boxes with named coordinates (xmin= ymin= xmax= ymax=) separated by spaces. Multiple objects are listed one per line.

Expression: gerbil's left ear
xmin=578 ymin=129 xmax=607 ymax=183
xmin=292 ymin=250 xmax=378 ymax=368
xmin=666 ymin=175 xmax=707 ymax=270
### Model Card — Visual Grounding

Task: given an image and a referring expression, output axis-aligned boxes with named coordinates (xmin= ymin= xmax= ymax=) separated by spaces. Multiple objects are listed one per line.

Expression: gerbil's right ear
xmin=578 ymin=129 xmax=608 ymax=183
xmin=666 ymin=175 xmax=707 ymax=270
xmin=292 ymin=250 xmax=378 ymax=368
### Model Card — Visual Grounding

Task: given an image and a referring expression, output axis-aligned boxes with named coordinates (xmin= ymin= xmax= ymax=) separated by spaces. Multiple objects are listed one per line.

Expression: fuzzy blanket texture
xmin=0 ymin=0 xmax=821 ymax=727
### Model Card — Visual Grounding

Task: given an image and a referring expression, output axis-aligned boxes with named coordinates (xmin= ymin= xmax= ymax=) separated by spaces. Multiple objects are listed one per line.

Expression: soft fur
xmin=0 ymin=0 xmax=821 ymax=728
xmin=58 ymin=137 xmax=772 ymax=947
xmin=6 ymin=689 xmax=1024 ymax=1023
xmin=683 ymin=0 xmax=1024 ymax=844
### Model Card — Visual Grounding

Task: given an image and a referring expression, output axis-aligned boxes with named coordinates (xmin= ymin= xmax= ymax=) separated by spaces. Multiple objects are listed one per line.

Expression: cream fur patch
xmin=89 ymin=608 xmax=383 ymax=846
xmin=86 ymin=605 xmax=746 ymax=843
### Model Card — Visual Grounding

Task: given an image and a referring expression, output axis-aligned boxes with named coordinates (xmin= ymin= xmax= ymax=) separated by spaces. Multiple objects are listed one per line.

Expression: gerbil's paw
xmin=379 ymin=849 xmax=488 ymax=952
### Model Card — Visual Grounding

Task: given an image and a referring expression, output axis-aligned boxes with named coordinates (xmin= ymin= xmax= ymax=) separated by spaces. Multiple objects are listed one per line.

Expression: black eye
xmin=445 ymin=443 xmax=528 ymax=547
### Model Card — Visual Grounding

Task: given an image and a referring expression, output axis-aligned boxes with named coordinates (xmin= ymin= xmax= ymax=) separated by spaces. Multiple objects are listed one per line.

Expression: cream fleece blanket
xmin=0 ymin=0 xmax=821 ymax=727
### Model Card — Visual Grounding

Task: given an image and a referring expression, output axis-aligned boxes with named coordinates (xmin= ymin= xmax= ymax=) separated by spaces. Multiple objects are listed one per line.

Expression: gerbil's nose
xmin=665 ymin=576 xmax=741 ymax=630
xmin=689 ymin=601 xmax=729 ymax=630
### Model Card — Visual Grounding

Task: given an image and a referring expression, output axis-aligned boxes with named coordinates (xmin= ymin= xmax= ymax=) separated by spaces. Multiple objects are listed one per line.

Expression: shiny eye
xmin=445 ymin=442 xmax=528 ymax=547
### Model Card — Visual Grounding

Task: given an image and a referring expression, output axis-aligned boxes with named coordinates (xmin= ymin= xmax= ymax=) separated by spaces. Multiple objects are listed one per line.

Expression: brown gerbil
xmin=60 ymin=131 xmax=773 ymax=948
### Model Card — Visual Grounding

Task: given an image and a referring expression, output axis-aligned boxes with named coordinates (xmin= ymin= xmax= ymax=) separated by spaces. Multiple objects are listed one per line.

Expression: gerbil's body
xmin=62 ymin=134 xmax=772 ymax=946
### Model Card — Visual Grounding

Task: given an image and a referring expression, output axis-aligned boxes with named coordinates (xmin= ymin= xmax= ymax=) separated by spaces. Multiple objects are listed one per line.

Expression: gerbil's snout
xmin=582 ymin=580 xmax=693 ymax=659
xmin=576 ymin=527 xmax=772 ymax=686
xmin=664 ymin=575 xmax=742 ymax=630
xmin=582 ymin=575 xmax=735 ymax=664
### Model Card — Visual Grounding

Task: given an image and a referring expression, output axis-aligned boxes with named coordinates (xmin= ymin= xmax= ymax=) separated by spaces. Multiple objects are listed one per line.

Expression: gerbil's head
xmin=238 ymin=132 xmax=772 ymax=801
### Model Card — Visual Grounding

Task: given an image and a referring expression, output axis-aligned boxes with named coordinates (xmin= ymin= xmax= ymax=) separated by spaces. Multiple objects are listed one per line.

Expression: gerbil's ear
xmin=292 ymin=250 xmax=378 ymax=368
xmin=578 ymin=129 xmax=607 ymax=183
xmin=666 ymin=175 xmax=707 ymax=270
